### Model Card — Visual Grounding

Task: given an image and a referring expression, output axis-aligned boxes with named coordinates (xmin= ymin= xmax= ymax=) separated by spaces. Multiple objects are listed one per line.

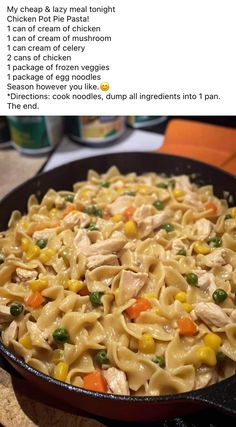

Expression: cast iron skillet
xmin=0 ymin=152 xmax=236 ymax=422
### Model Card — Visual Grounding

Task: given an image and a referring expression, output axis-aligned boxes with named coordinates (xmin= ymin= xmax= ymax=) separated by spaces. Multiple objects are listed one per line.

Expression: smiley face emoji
xmin=100 ymin=82 xmax=110 ymax=91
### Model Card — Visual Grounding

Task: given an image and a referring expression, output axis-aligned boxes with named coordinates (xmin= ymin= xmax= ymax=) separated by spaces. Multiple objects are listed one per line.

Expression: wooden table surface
xmin=0 ymin=147 xmax=47 ymax=200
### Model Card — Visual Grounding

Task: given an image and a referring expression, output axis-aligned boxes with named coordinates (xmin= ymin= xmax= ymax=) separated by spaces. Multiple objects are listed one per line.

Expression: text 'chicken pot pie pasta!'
xmin=1 ymin=166 xmax=236 ymax=396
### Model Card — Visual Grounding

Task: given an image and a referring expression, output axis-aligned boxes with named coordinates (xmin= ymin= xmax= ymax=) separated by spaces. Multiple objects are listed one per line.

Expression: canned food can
xmin=7 ymin=116 xmax=63 ymax=154
xmin=66 ymin=116 xmax=126 ymax=146
xmin=127 ymin=116 xmax=168 ymax=128
xmin=0 ymin=117 xmax=11 ymax=148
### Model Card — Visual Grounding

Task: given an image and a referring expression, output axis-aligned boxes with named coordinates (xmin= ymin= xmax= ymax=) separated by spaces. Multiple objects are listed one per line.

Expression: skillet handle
xmin=186 ymin=375 xmax=236 ymax=416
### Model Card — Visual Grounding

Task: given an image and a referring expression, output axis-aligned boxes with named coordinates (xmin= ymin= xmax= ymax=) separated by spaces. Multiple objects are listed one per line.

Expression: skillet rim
xmin=0 ymin=151 xmax=235 ymax=209
xmin=0 ymin=338 xmax=235 ymax=404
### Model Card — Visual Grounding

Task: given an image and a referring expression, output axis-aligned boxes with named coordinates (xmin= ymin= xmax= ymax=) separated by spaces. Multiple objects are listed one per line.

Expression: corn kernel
xmin=21 ymin=237 xmax=31 ymax=252
xmin=203 ymin=333 xmax=222 ymax=351
xmin=182 ymin=303 xmax=192 ymax=313
xmin=80 ymin=190 xmax=92 ymax=199
xmin=30 ymin=278 xmax=48 ymax=292
xmin=52 ymin=349 xmax=64 ymax=365
xmin=196 ymin=346 xmax=217 ymax=366
xmin=117 ymin=187 xmax=124 ymax=194
xmin=53 ymin=362 xmax=69 ymax=381
xmin=39 ymin=248 xmax=55 ymax=264
xmin=49 ymin=208 xmax=58 ymax=217
xmin=155 ymin=308 xmax=161 ymax=315
xmin=228 ymin=207 xmax=236 ymax=219
xmin=20 ymin=221 xmax=29 ymax=230
xmin=172 ymin=189 xmax=185 ymax=198
xmin=143 ymin=293 xmax=157 ymax=299
xmin=19 ymin=334 xmax=32 ymax=349
xmin=26 ymin=244 xmax=41 ymax=261
xmin=175 ymin=292 xmax=187 ymax=303
xmin=137 ymin=185 xmax=149 ymax=194
xmin=112 ymin=214 xmax=124 ymax=223
xmin=68 ymin=279 xmax=83 ymax=293
xmin=124 ymin=220 xmax=138 ymax=238
xmin=139 ymin=334 xmax=156 ymax=354
xmin=193 ymin=241 xmax=211 ymax=255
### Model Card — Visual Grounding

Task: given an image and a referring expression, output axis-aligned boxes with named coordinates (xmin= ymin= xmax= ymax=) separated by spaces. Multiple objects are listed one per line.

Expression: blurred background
xmin=1 ymin=115 xmax=236 ymax=200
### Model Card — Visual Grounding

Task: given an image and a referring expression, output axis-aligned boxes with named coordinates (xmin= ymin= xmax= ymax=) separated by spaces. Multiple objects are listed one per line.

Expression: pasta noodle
xmin=0 ymin=166 xmax=236 ymax=396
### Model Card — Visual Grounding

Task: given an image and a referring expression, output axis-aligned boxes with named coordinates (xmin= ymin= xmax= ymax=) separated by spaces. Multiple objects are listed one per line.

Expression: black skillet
xmin=0 ymin=152 xmax=236 ymax=422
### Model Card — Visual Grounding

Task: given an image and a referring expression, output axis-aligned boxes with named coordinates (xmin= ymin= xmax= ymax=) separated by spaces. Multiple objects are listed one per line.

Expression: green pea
xmin=10 ymin=302 xmax=24 ymax=316
xmin=36 ymin=239 xmax=48 ymax=249
xmin=162 ymin=223 xmax=174 ymax=232
xmin=157 ymin=182 xmax=168 ymax=189
xmin=153 ymin=200 xmax=164 ymax=211
xmin=186 ymin=273 xmax=198 ymax=286
xmin=64 ymin=194 xmax=75 ymax=203
xmin=208 ymin=236 xmax=222 ymax=248
xmin=216 ymin=351 xmax=226 ymax=363
xmin=84 ymin=205 xmax=103 ymax=217
xmin=152 ymin=355 xmax=165 ymax=368
xmin=95 ymin=350 xmax=109 ymax=366
xmin=100 ymin=181 xmax=110 ymax=188
xmin=86 ymin=223 xmax=99 ymax=231
xmin=0 ymin=254 xmax=5 ymax=265
xmin=53 ymin=328 xmax=70 ymax=344
xmin=177 ymin=249 xmax=187 ymax=256
xmin=225 ymin=214 xmax=232 ymax=220
xmin=212 ymin=288 xmax=227 ymax=304
xmin=89 ymin=292 xmax=103 ymax=307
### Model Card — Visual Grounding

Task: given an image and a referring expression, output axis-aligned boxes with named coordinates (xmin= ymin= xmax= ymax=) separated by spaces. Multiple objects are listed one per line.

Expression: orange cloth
xmin=157 ymin=119 xmax=236 ymax=174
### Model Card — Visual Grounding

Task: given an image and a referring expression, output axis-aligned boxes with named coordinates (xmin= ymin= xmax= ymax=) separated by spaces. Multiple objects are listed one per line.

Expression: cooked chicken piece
xmin=171 ymin=238 xmax=188 ymax=254
xmin=54 ymin=194 xmax=66 ymax=209
xmin=76 ymin=212 xmax=91 ymax=228
xmin=173 ymin=210 xmax=183 ymax=222
xmin=193 ymin=269 xmax=216 ymax=293
xmin=87 ymin=254 xmax=118 ymax=270
xmin=73 ymin=229 xmax=91 ymax=252
xmin=111 ymin=180 xmax=125 ymax=189
xmin=2 ymin=320 xmax=18 ymax=346
xmin=0 ymin=305 xmax=13 ymax=323
xmin=27 ymin=321 xmax=50 ymax=350
xmin=133 ymin=205 xmax=154 ymax=224
xmin=189 ymin=218 xmax=212 ymax=241
xmin=201 ymin=248 xmax=227 ymax=268
xmin=223 ymin=264 xmax=233 ymax=278
xmin=62 ymin=211 xmax=90 ymax=229
xmin=108 ymin=196 xmax=134 ymax=215
xmin=195 ymin=367 xmax=217 ymax=390
xmin=139 ymin=176 xmax=153 ymax=186
xmin=138 ymin=212 xmax=168 ymax=239
xmin=15 ymin=267 xmax=38 ymax=282
xmin=33 ymin=228 xmax=57 ymax=242
xmin=118 ymin=270 xmax=148 ymax=305
xmin=103 ymin=367 xmax=130 ymax=395
xmin=174 ymin=175 xmax=192 ymax=192
xmin=194 ymin=302 xmax=231 ymax=327
xmin=82 ymin=236 xmax=127 ymax=257
xmin=182 ymin=194 xmax=204 ymax=211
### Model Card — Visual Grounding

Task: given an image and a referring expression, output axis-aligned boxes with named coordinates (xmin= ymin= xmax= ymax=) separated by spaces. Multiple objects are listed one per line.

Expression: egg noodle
xmin=0 ymin=166 xmax=236 ymax=396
